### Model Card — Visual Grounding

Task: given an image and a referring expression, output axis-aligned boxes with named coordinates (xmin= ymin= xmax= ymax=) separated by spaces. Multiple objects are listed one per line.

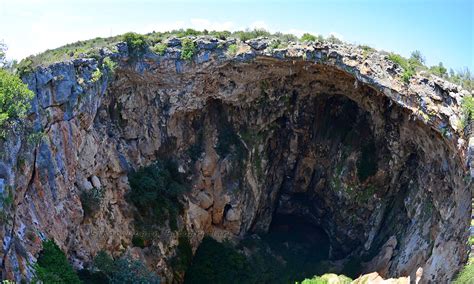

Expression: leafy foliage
xmin=0 ymin=68 xmax=34 ymax=133
xmin=453 ymin=263 xmax=474 ymax=284
xmin=127 ymin=160 xmax=188 ymax=231
xmin=102 ymin=56 xmax=117 ymax=77
xmin=327 ymin=35 xmax=343 ymax=44
xmin=300 ymin=33 xmax=323 ymax=42
xmin=227 ymin=44 xmax=238 ymax=55
xmin=429 ymin=62 xmax=448 ymax=78
xmin=387 ymin=53 xmax=417 ymax=84
xmin=123 ymin=32 xmax=148 ymax=56
xmin=80 ymin=187 xmax=105 ymax=218
xmin=297 ymin=274 xmax=352 ymax=284
xmin=34 ymin=240 xmax=81 ymax=284
xmin=233 ymin=29 xmax=271 ymax=41
xmin=184 ymin=237 xmax=254 ymax=284
xmin=171 ymin=232 xmax=193 ymax=282
xmin=111 ymin=257 xmax=160 ymax=283
xmin=86 ymin=251 xmax=160 ymax=284
xmin=180 ymin=38 xmax=196 ymax=60
xmin=461 ymin=95 xmax=474 ymax=128
xmin=153 ymin=43 xmax=168 ymax=55
xmin=91 ymin=68 xmax=102 ymax=82
xmin=0 ymin=42 xmax=6 ymax=68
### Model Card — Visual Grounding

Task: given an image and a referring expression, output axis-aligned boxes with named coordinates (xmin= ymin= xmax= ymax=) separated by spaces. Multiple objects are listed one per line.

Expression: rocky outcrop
xmin=0 ymin=36 xmax=472 ymax=283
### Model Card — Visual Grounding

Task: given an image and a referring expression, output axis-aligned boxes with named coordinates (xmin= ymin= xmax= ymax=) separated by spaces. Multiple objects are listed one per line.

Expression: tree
xmin=0 ymin=68 xmax=34 ymax=132
xmin=410 ymin=50 xmax=425 ymax=65
xmin=430 ymin=62 xmax=447 ymax=78
xmin=0 ymin=41 xmax=7 ymax=68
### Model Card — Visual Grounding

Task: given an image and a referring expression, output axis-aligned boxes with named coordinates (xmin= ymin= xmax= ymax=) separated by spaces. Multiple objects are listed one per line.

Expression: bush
xmin=171 ymin=232 xmax=193 ymax=274
xmin=461 ymin=95 xmax=474 ymax=128
xmin=227 ymin=44 xmax=238 ymax=56
xmin=91 ymin=68 xmax=102 ymax=83
xmin=80 ymin=187 xmax=104 ymax=218
xmin=327 ymin=35 xmax=343 ymax=44
xmin=34 ymin=240 xmax=81 ymax=283
xmin=90 ymin=251 xmax=160 ymax=283
xmin=387 ymin=53 xmax=417 ymax=84
xmin=123 ymin=32 xmax=148 ymax=56
xmin=209 ymin=30 xmax=232 ymax=40
xmin=429 ymin=62 xmax=448 ymax=78
xmin=180 ymin=38 xmax=196 ymax=60
xmin=127 ymin=160 xmax=188 ymax=231
xmin=184 ymin=237 xmax=253 ymax=283
xmin=111 ymin=256 xmax=160 ymax=283
xmin=300 ymin=33 xmax=317 ymax=42
xmin=233 ymin=29 xmax=271 ymax=41
xmin=0 ymin=68 xmax=34 ymax=134
xmin=102 ymin=57 xmax=117 ymax=77
xmin=153 ymin=43 xmax=167 ymax=55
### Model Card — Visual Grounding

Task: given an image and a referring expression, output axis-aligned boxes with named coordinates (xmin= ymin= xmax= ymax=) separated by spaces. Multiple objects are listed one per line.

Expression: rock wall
xmin=0 ymin=36 xmax=472 ymax=283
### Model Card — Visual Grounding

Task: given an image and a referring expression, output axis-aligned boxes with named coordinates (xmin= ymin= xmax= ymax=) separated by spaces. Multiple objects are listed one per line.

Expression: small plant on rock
xmin=80 ymin=187 xmax=104 ymax=218
xmin=180 ymin=38 xmax=196 ymax=60
xmin=227 ymin=44 xmax=238 ymax=56
xmin=153 ymin=43 xmax=167 ymax=55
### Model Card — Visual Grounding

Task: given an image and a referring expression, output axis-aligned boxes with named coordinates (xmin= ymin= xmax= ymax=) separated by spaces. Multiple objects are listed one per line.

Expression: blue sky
xmin=0 ymin=0 xmax=472 ymax=71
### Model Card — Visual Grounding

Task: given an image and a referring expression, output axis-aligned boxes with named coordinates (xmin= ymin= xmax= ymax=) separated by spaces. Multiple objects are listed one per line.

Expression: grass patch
xmin=454 ymin=263 xmax=474 ymax=284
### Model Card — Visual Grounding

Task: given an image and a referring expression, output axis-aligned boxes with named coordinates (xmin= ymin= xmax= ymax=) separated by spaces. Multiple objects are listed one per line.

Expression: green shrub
xmin=34 ymin=240 xmax=81 ymax=283
xmin=429 ymin=62 xmax=448 ymax=78
xmin=387 ymin=53 xmax=417 ymax=84
xmin=153 ymin=43 xmax=167 ymax=55
xmin=410 ymin=50 xmax=425 ymax=65
xmin=91 ymin=68 xmax=102 ymax=83
xmin=184 ymin=237 xmax=253 ymax=283
xmin=132 ymin=235 xmax=146 ymax=248
xmin=93 ymin=250 xmax=116 ymax=276
xmin=102 ymin=57 xmax=117 ymax=77
xmin=209 ymin=30 xmax=232 ymax=40
xmin=80 ymin=187 xmax=104 ymax=218
xmin=454 ymin=263 xmax=474 ymax=284
xmin=274 ymin=32 xmax=298 ymax=43
xmin=0 ymin=42 xmax=6 ymax=67
xmin=227 ymin=44 xmax=238 ymax=56
xmin=127 ymin=160 xmax=188 ymax=231
xmin=461 ymin=95 xmax=474 ymax=128
xmin=0 ymin=68 xmax=34 ymax=134
xmin=300 ymin=33 xmax=317 ymax=42
xmin=180 ymin=38 xmax=196 ymax=60
xmin=297 ymin=273 xmax=351 ymax=284
xmin=233 ymin=29 xmax=271 ymax=41
xmin=111 ymin=256 xmax=160 ymax=283
xmin=90 ymin=251 xmax=160 ymax=283
xmin=122 ymin=32 xmax=148 ymax=56
xmin=171 ymin=231 xmax=193 ymax=281
xmin=327 ymin=35 xmax=343 ymax=44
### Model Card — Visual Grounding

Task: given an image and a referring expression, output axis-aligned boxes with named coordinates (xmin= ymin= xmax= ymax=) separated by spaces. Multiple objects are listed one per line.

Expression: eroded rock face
xmin=0 ymin=37 xmax=472 ymax=283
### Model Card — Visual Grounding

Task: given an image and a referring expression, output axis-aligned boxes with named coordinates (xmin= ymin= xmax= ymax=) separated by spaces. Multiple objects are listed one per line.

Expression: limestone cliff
xmin=0 ymin=36 xmax=472 ymax=283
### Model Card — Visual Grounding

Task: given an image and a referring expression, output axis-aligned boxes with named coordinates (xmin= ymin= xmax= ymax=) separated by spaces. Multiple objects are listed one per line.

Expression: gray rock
xmin=247 ymin=37 xmax=269 ymax=50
